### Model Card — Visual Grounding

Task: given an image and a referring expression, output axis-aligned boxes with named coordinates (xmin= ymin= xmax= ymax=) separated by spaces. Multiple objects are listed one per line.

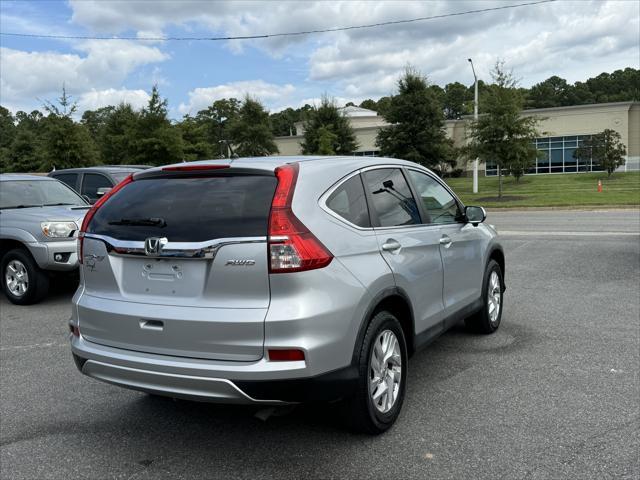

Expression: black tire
xmin=465 ymin=259 xmax=504 ymax=334
xmin=1 ymin=248 xmax=49 ymax=305
xmin=343 ymin=310 xmax=408 ymax=434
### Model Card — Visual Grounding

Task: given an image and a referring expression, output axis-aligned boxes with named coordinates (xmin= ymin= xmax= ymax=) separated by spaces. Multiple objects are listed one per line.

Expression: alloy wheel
xmin=488 ymin=270 xmax=501 ymax=323
xmin=369 ymin=329 xmax=402 ymax=414
xmin=5 ymin=260 xmax=29 ymax=297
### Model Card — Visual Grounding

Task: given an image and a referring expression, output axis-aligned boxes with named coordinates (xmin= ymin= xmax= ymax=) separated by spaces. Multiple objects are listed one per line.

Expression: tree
xmin=574 ymin=129 xmax=627 ymax=178
xmin=133 ymin=85 xmax=183 ymax=165
xmin=100 ymin=103 xmax=139 ymax=165
xmin=81 ymin=106 xmax=115 ymax=139
xmin=228 ymin=97 xmax=278 ymax=157
xmin=359 ymin=99 xmax=378 ymax=111
xmin=375 ymin=68 xmax=454 ymax=172
xmin=1 ymin=110 xmax=46 ymax=172
xmin=443 ymin=82 xmax=472 ymax=119
xmin=195 ymin=98 xmax=241 ymax=157
xmin=527 ymin=76 xmax=572 ymax=108
xmin=40 ymin=87 xmax=98 ymax=171
xmin=3 ymin=130 xmax=43 ymax=173
xmin=270 ymin=107 xmax=302 ymax=136
xmin=301 ymin=96 xmax=358 ymax=155
xmin=316 ymin=126 xmax=338 ymax=155
xmin=179 ymin=115 xmax=213 ymax=161
xmin=464 ymin=62 xmax=540 ymax=197
xmin=0 ymin=107 xmax=16 ymax=171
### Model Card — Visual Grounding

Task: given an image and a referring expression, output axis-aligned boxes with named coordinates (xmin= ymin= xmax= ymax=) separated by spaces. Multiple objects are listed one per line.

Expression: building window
xmin=485 ymin=134 xmax=607 ymax=176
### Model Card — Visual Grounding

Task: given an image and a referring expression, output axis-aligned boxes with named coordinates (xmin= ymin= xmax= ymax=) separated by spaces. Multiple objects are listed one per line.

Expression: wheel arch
xmin=487 ymin=245 xmax=505 ymax=289
xmin=352 ymin=287 xmax=416 ymax=362
xmin=0 ymin=239 xmax=29 ymax=261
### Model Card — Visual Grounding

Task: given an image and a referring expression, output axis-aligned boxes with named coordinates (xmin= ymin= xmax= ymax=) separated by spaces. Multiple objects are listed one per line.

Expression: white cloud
xmin=77 ymin=88 xmax=151 ymax=111
xmin=1 ymin=0 xmax=637 ymax=114
xmin=178 ymin=80 xmax=295 ymax=115
xmin=64 ymin=0 xmax=639 ymax=102
xmin=0 ymin=41 xmax=167 ymax=107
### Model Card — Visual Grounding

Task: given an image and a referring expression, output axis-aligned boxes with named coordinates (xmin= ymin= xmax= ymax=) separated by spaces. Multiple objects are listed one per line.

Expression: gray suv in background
xmin=49 ymin=166 xmax=149 ymax=204
xmin=70 ymin=156 xmax=505 ymax=433
xmin=0 ymin=174 xmax=89 ymax=304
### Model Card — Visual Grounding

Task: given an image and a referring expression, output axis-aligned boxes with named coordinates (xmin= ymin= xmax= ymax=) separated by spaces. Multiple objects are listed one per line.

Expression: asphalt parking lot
xmin=1 ymin=209 xmax=639 ymax=479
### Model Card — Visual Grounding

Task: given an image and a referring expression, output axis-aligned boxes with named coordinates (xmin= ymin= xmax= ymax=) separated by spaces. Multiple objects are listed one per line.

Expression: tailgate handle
xmin=140 ymin=319 xmax=164 ymax=331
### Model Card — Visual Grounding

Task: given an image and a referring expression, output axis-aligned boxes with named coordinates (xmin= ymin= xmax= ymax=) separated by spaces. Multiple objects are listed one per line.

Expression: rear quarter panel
xmin=270 ymin=161 xmax=396 ymax=373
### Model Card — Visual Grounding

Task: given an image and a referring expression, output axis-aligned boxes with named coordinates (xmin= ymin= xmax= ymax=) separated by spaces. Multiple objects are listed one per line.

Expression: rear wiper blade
xmin=43 ymin=203 xmax=76 ymax=206
xmin=108 ymin=217 xmax=166 ymax=227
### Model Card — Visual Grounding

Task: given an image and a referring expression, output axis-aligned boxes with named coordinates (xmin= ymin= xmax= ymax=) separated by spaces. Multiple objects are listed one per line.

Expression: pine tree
xmin=376 ymin=68 xmax=455 ymax=173
xmin=40 ymin=86 xmax=98 ymax=171
xmin=134 ymin=85 xmax=183 ymax=165
xmin=301 ymin=96 xmax=358 ymax=155
xmin=100 ymin=103 xmax=140 ymax=165
xmin=0 ymin=107 xmax=16 ymax=172
xmin=228 ymin=97 xmax=278 ymax=157
xmin=179 ymin=114 xmax=214 ymax=160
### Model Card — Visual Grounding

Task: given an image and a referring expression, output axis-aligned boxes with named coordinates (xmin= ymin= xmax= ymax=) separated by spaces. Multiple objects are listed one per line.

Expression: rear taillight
xmin=78 ymin=174 xmax=134 ymax=264
xmin=268 ymin=164 xmax=332 ymax=273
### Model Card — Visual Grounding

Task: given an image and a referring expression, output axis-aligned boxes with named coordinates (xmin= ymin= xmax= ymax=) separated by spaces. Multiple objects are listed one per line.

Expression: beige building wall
xmin=274 ymin=102 xmax=640 ymax=171
xmin=628 ymin=103 xmax=640 ymax=162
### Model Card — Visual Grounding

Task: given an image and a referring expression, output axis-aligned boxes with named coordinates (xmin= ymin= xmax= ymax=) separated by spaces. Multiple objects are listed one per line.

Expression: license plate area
xmin=121 ymin=258 xmax=206 ymax=298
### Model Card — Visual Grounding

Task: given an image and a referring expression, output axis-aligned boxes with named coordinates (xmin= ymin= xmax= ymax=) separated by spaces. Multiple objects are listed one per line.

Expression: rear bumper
xmin=71 ymin=335 xmax=358 ymax=404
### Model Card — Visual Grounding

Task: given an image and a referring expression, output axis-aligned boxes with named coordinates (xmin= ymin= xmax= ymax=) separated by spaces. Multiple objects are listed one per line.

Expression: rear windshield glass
xmin=87 ymin=175 xmax=277 ymax=241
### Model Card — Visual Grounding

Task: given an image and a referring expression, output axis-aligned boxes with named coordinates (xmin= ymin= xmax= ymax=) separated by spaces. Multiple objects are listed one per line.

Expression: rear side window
xmin=88 ymin=175 xmax=277 ymax=241
xmin=326 ymin=175 xmax=370 ymax=228
xmin=82 ymin=173 xmax=113 ymax=202
xmin=363 ymin=169 xmax=420 ymax=227
xmin=52 ymin=173 xmax=79 ymax=190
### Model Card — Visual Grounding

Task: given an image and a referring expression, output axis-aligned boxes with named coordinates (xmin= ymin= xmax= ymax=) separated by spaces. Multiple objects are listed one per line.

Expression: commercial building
xmin=274 ymin=102 xmax=640 ymax=175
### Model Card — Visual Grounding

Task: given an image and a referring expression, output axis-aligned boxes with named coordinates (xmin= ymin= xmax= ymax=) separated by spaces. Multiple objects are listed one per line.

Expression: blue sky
xmin=1 ymin=0 xmax=638 ymax=119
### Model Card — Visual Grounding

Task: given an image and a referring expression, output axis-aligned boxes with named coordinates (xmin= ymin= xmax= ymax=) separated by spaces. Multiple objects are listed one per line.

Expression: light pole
xmin=468 ymin=58 xmax=479 ymax=194
xmin=218 ymin=116 xmax=227 ymax=158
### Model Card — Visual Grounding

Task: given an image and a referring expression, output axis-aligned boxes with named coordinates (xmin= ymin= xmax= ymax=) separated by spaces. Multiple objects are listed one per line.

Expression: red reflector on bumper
xmin=268 ymin=349 xmax=305 ymax=361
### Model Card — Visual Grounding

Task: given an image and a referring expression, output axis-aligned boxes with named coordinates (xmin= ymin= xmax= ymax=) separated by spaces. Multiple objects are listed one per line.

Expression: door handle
xmin=439 ymin=235 xmax=452 ymax=247
xmin=382 ymin=239 xmax=402 ymax=252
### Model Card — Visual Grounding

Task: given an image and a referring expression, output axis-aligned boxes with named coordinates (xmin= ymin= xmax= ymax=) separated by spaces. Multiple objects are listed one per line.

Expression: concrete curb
xmin=486 ymin=206 xmax=640 ymax=212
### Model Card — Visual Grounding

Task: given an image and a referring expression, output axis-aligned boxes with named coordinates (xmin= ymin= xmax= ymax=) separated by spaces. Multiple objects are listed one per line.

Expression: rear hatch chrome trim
xmin=83 ymin=233 xmax=267 ymax=259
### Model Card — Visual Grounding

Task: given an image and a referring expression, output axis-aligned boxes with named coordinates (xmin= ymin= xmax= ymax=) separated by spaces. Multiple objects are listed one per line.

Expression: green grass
xmin=445 ymin=171 xmax=640 ymax=208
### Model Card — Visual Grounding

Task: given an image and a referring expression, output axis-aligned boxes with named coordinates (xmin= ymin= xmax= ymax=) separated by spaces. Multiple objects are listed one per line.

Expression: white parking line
xmin=0 ymin=342 xmax=67 ymax=351
xmin=499 ymin=230 xmax=640 ymax=237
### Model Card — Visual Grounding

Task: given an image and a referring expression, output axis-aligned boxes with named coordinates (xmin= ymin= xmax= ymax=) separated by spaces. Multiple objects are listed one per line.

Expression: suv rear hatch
xmin=78 ymin=167 xmax=277 ymax=361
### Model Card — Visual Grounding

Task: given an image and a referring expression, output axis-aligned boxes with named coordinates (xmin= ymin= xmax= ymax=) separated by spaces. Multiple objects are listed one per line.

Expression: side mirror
xmin=96 ymin=187 xmax=112 ymax=197
xmin=465 ymin=206 xmax=486 ymax=226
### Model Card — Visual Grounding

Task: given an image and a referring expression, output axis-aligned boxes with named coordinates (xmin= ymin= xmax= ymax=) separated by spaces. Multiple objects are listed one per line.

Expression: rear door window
xmin=88 ymin=175 xmax=278 ymax=241
xmin=362 ymin=168 xmax=420 ymax=227
xmin=82 ymin=173 xmax=113 ymax=202
xmin=51 ymin=173 xmax=79 ymax=191
xmin=326 ymin=174 xmax=371 ymax=228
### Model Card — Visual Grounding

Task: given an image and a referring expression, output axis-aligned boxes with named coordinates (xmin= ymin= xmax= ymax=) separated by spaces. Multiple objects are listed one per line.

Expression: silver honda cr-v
xmin=70 ymin=156 xmax=504 ymax=434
